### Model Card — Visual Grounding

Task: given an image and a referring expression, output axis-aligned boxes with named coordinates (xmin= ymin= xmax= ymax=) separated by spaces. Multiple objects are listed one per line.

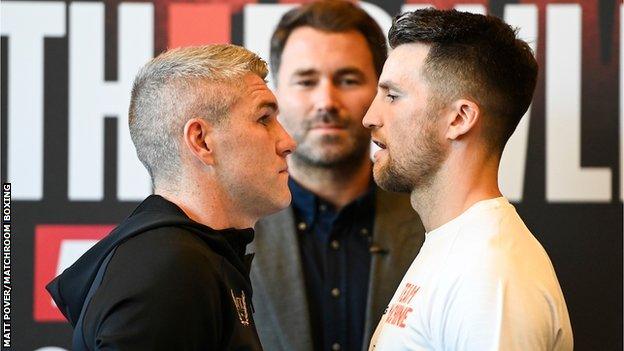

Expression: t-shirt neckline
xmin=426 ymin=196 xmax=509 ymax=238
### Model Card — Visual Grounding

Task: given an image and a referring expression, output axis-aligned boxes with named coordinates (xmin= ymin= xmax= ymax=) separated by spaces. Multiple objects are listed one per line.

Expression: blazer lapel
xmin=362 ymin=188 xmax=426 ymax=350
xmin=250 ymin=208 xmax=314 ymax=351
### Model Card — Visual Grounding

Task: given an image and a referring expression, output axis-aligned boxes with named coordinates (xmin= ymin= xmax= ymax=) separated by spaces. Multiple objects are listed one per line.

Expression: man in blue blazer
xmin=249 ymin=2 xmax=426 ymax=351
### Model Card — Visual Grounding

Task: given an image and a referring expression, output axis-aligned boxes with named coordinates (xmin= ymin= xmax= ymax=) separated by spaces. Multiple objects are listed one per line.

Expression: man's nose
xmin=276 ymin=122 xmax=296 ymax=157
xmin=312 ymin=80 xmax=340 ymax=115
xmin=363 ymin=97 xmax=381 ymax=129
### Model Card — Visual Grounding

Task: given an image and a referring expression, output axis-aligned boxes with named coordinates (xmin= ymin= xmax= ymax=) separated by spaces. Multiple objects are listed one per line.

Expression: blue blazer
xmin=249 ymin=188 xmax=426 ymax=351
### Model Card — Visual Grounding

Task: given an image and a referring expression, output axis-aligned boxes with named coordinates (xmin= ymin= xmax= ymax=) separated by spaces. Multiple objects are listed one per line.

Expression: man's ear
xmin=445 ymin=99 xmax=480 ymax=140
xmin=183 ymin=118 xmax=216 ymax=167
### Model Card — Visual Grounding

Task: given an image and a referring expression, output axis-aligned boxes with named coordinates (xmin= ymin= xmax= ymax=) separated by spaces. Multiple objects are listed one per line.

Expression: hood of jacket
xmin=46 ymin=195 xmax=254 ymax=326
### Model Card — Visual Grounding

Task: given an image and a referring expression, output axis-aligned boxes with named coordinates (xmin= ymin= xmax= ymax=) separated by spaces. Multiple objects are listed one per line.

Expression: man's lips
xmin=309 ymin=124 xmax=346 ymax=130
xmin=372 ymin=139 xmax=387 ymax=149
xmin=279 ymin=166 xmax=289 ymax=174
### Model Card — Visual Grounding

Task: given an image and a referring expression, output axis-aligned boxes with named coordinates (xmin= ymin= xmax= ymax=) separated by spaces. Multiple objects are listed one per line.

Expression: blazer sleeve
xmin=83 ymin=228 xmax=224 ymax=351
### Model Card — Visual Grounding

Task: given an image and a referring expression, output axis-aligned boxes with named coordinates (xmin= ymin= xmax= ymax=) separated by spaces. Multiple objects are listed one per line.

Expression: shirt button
xmin=330 ymin=240 xmax=340 ymax=250
xmin=297 ymin=222 xmax=307 ymax=231
xmin=331 ymin=288 xmax=340 ymax=298
xmin=360 ymin=228 xmax=369 ymax=236
xmin=319 ymin=204 xmax=328 ymax=212
xmin=332 ymin=342 xmax=341 ymax=351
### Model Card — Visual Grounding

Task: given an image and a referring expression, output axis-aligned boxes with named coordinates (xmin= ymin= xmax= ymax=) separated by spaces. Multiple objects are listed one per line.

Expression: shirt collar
xmin=289 ymin=178 xmax=318 ymax=225
xmin=289 ymin=177 xmax=376 ymax=227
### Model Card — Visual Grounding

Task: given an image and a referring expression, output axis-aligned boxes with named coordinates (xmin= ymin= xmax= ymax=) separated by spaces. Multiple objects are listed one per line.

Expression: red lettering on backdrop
xmin=168 ymin=3 xmax=231 ymax=47
xmin=278 ymin=0 xmax=319 ymax=4
xmin=153 ymin=0 xmax=257 ymax=52
xmin=33 ymin=225 xmax=113 ymax=322
xmin=403 ymin=0 xmax=489 ymax=9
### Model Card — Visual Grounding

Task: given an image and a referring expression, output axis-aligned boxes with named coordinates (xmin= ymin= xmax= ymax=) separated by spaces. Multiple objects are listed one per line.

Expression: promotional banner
xmin=1 ymin=0 xmax=622 ymax=349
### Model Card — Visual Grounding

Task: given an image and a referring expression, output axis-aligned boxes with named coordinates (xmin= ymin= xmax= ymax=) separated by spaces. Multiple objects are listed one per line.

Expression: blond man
xmin=47 ymin=45 xmax=295 ymax=351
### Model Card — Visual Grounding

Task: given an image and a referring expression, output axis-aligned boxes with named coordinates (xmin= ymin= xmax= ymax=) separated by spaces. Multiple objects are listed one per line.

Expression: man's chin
xmin=300 ymin=134 xmax=353 ymax=151
xmin=273 ymin=191 xmax=293 ymax=212
xmin=292 ymin=149 xmax=353 ymax=168
xmin=308 ymin=128 xmax=349 ymax=137
xmin=281 ymin=191 xmax=293 ymax=208
xmin=373 ymin=165 xmax=413 ymax=193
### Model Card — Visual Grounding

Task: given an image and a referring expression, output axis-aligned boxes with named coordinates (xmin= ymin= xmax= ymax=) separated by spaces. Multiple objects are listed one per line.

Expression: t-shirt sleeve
xmin=83 ymin=229 xmax=224 ymax=351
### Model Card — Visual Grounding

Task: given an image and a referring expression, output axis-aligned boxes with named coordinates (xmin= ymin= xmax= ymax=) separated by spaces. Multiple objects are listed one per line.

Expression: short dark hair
xmin=389 ymin=9 xmax=538 ymax=152
xmin=270 ymin=0 xmax=387 ymax=80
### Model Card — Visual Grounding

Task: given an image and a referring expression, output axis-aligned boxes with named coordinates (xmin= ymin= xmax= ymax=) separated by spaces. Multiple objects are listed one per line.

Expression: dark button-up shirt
xmin=290 ymin=178 xmax=375 ymax=351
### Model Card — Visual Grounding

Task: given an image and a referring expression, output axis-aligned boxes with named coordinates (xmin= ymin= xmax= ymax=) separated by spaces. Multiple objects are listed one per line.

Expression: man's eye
xmin=385 ymin=94 xmax=397 ymax=103
xmin=339 ymin=78 xmax=361 ymax=87
xmin=295 ymin=80 xmax=316 ymax=87
xmin=258 ymin=115 xmax=271 ymax=125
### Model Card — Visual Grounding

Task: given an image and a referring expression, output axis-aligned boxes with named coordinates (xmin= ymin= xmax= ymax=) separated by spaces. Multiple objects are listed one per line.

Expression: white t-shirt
xmin=369 ymin=197 xmax=572 ymax=351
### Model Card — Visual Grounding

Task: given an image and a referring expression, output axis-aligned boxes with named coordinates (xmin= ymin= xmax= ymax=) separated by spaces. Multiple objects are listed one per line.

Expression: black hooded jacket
xmin=46 ymin=195 xmax=263 ymax=351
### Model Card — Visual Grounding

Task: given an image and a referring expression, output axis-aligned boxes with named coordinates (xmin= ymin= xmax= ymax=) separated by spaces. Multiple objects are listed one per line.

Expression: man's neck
xmin=410 ymin=152 xmax=503 ymax=232
xmin=156 ymin=186 xmax=257 ymax=230
xmin=288 ymin=156 xmax=373 ymax=209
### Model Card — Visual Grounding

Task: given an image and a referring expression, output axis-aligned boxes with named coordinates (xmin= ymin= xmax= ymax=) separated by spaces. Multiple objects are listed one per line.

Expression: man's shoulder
xmin=253 ymin=207 xmax=296 ymax=240
xmin=83 ymin=227 xmax=232 ymax=351
xmin=456 ymin=206 xmax=545 ymax=261
xmin=257 ymin=206 xmax=295 ymax=225
xmin=111 ymin=226 xmax=222 ymax=280
xmin=443 ymin=211 xmax=560 ymax=289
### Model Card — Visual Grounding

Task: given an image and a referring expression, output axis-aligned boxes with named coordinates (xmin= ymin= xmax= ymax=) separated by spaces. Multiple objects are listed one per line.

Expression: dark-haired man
xmin=364 ymin=9 xmax=573 ymax=350
xmin=249 ymin=1 xmax=425 ymax=351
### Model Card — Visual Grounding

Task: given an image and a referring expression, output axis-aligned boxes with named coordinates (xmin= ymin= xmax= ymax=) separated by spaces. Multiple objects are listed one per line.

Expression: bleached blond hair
xmin=128 ymin=44 xmax=268 ymax=188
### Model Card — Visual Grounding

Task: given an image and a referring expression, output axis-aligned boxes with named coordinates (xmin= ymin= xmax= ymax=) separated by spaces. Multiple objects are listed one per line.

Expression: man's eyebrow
xmin=335 ymin=67 xmax=366 ymax=77
xmin=291 ymin=68 xmax=318 ymax=77
xmin=378 ymin=80 xmax=403 ymax=93
xmin=256 ymin=101 xmax=279 ymax=114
